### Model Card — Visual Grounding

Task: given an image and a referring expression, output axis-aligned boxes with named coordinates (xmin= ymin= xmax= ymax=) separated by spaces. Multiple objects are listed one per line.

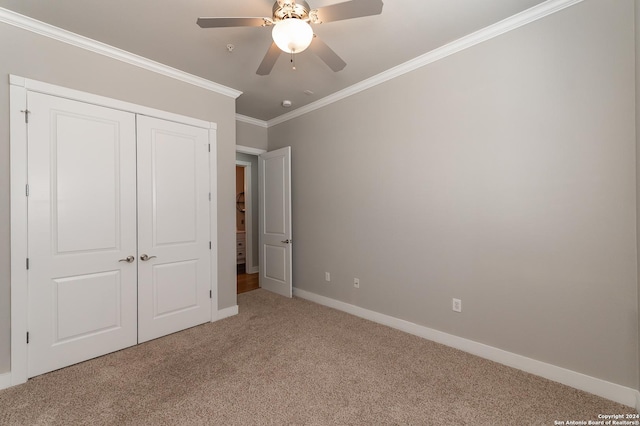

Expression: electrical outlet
xmin=353 ymin=278 xmax=360 ymax=289
xmin=452 ymin=298 xmax=462 ymax=313
xmin=325 ymin=272 xmax=331 ymax=282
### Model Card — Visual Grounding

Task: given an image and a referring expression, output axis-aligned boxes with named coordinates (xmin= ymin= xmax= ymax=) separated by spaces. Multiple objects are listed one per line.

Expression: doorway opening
xmin=236 ymin=144 xmax=292 ymax=298
xmin=236 ymin=151 xmax=260 ymax=294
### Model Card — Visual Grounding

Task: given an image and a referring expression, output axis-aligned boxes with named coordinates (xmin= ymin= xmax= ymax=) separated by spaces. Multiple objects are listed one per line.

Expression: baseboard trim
xmin=217 ymin=305 xmax=239 ymax=321
xmin=0 ymin=372 xmax=12 ymax=390
xmin=293 ymin=288 xmax=638 ymax=408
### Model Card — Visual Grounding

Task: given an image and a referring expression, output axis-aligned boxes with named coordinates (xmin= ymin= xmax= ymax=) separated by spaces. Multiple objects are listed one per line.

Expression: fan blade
xmin=309 ymin=36 xmax=346 ymax=72
xmin=313 ymin=0 xmax=383 ymax=23
xmin=256 ymin=42 xmax=282 ymax=75
xmin=197 ymin=17 xmax=269 ymax=28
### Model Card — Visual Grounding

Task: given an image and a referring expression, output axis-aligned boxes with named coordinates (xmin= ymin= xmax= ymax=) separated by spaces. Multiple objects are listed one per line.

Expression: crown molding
xmin=0 ymin=0 xmax=583 ymax=125
xmin=236 ymin=145 xmax=267 ymax=155
xmin=0 ymin=8 xmax=242 ymax=99
xmin=267 ymin=0 xmax=584 ymax=127
xmin=236 ymin=114 xmax=268 ymax=128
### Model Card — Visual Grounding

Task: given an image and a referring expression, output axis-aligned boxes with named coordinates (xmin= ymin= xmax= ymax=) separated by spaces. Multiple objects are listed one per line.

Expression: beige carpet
xmin=0 ymin=289 xmax=635 ymax=425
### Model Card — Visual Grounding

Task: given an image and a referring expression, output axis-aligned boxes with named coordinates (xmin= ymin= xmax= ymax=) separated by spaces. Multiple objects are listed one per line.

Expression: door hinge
xmin=26 ymin=332 xmax=29 ymax=344
xmin=21 ymin=109 xmax=30 ymax=124
xmin=209 ymin=290 xmax=212 ymax=299
xmin=26 ymin=258 xmax=29 ymax=270
xmin=208 ymin=144 xmax=211 ymax=152
xmin=209 ymin=192 xmax=211 ymax=201
xmin=25 ymin=184 xmax=29 ymax=197
xmin=209 ymin=241 xmax=212 ymax=250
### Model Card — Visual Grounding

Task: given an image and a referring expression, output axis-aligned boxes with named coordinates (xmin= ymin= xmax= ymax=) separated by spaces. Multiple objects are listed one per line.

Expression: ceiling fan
xmin=197 ymin=0 xmax=384 ymax=75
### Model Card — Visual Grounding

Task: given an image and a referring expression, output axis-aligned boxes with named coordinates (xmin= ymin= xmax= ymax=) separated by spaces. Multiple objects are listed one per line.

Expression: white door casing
xmin=27 ymin=92 xmax=138 ymax=377
xmin=259 ymin=147 xmax=292 ymax=298
xmin=136 ymin=116 xmax=212 ymax=343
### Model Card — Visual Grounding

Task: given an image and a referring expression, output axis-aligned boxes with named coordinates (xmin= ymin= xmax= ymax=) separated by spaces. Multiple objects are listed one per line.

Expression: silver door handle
xmin=118 ymin=256 xmax=135 ymax=263
xmin=281 ymin=239 xmax=292 ymax=244
xmin=140 ymin=254 xmax=157 ymax=261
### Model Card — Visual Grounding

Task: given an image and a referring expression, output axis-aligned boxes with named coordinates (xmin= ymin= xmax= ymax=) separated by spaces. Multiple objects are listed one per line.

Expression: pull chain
xmin=290 ymin=50 xmax=296 ymax=70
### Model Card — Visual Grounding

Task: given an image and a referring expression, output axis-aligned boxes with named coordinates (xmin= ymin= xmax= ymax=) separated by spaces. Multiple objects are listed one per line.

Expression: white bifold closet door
xmin=27 ymin=93 xmax=211 ymax=378
xmin=136 ymin=115 xmax=211 ymax=343
xmin=27 ymin=92 xmax=138 ymax=377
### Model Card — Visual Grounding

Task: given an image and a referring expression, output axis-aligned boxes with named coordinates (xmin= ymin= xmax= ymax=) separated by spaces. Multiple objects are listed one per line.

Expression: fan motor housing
xmin=272 ymin=0 xmax=311 ymax=22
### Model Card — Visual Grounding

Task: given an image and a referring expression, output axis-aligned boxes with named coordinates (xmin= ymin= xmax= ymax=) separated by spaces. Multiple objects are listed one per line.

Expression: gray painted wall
xmin=269 ymin=0 xmax=638 ymax=388
xmin=236 ymin=152 xmax=260 ymax=272
xmin=0 ymin=23 xmax=238 ymax=374
xmin=237 ymin=120 xmax=268 ymax=151
xmin=636 ymin=0 xmax=640 ymax=392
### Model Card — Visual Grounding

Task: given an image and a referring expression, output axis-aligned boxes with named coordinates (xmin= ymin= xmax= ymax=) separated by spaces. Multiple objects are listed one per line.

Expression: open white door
xmin=259 ymin=147 xmax=292 ymax=298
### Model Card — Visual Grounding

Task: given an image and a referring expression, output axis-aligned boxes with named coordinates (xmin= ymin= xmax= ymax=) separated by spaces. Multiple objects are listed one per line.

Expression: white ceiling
xmin=0 ymin=0 xmax=548 ymax=121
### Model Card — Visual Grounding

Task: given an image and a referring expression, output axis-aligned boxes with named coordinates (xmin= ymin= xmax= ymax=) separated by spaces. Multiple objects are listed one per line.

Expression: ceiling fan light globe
xmin=272 ymin=19 xmax=313 ymax=54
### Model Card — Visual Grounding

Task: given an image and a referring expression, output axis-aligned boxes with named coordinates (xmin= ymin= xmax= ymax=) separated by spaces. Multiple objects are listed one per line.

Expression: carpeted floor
xmin=0 ymin=289 xmax=635 ymax=425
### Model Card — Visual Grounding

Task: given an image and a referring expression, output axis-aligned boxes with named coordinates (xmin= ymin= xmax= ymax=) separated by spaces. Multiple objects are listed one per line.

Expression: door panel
xmin=153 ymin=131 xmax=198 ymax=245
xmin=264 ymin=245 xmax=286 ymax=282
xmin=264 ymin=156 xmax=285 ymax=234
xmin=137 ymin=116 xmax=211 ymax=343
xmin=53 ymin=272 xmax=122 ymax=342
xmin=259 ymin=147 xmax=292 ymax=298
xmin=54 ymin=114 xmax=121 ymax=253
xmin=153 ymin=260 xmax=198 ymax=317
xmin=27 ymin=92 xmax=138 ymax=378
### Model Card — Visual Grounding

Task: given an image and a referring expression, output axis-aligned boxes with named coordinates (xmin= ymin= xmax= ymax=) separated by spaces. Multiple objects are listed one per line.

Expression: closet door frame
xmin=9 ymin=75 xmax=219 ymax=386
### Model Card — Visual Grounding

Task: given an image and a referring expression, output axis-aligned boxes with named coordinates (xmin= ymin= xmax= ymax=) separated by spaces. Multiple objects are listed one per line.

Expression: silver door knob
xmin=281 ymin=239 xmax=292 ymax=244
xmin=118 ymin=255 xmax=135 ymax=263
xmin=140 ymin=254 xmax=157 ymax=261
